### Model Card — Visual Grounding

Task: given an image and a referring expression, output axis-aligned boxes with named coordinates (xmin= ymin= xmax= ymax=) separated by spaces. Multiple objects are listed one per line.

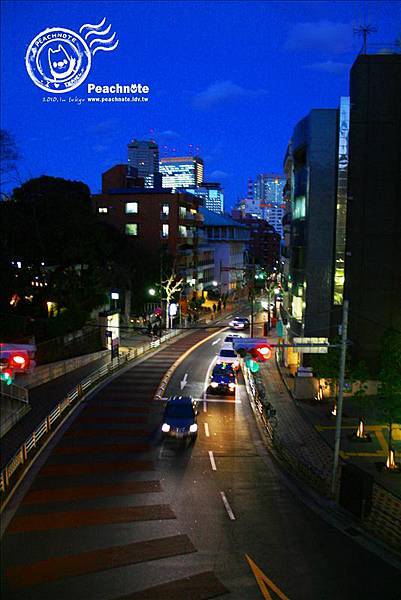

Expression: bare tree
xmin=161 ymin=271 xmax=184 ymax=328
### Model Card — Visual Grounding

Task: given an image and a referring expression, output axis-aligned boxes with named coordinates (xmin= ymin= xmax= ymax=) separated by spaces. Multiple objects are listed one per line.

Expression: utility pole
xmin=331 ymin=299 xmax=349 ymax=496
xmin=250 ymin=257 xmax=255 ymax=337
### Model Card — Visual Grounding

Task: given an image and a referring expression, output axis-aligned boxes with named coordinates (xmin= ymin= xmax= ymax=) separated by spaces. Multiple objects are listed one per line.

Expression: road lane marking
xmin=208 ymin=450 xmax=217 ymax=471
xmin=220 ymin=491 xmax=236 ymax=520
xmin=212 ymin=338 xmax=221 ymax=346
xmin=246 ymin=554 xmax=290 ymax=600
xmin=204 ymin=423 xmax=210 ymax=437
xmin=203 ymin=400 xmax=207 ymax=412
xmin=180 ymin=373 xmax=188 ymax=390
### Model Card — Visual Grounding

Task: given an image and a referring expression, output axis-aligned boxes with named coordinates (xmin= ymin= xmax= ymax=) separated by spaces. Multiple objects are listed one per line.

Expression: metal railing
xmin=0 ymin=328 xmax=181 ymax=498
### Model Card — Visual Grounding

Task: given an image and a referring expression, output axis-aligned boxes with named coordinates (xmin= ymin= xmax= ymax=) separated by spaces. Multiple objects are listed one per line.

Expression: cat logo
xmin=25 ymin=17 xmax=118 ymax=94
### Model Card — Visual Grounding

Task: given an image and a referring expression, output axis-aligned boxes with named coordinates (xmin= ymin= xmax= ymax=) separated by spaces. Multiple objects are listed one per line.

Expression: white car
xmin=229 ymin=317 xmax=250 ymax=330
xmin=222 ymin=334 xmax=244 ymax=350
xmin=217 ymin=348 xmax=240 ymax=370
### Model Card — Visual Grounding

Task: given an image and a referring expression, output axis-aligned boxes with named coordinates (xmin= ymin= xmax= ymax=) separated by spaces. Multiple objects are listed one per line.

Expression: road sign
xmin=293 ymin=337 xmax=329 ymax=353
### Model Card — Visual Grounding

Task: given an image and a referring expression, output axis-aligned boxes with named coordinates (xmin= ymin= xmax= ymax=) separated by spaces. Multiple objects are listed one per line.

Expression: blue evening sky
xmin=1 ymin=0 xmax=400 ymax=208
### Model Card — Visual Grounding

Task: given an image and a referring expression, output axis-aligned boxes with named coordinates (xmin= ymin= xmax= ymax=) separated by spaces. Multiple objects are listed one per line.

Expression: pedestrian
xmin=223 ymin=298 xmax=226 ymax=310
xmin=188 ymin=313 xmax=192 ymax=323
xmin=213 ymin=303 xmax=216 ymax=314
xmin=147 ymin=320 xmax=152 ymax=335
xmin=217 ymin=300 xmax=221 ymax=312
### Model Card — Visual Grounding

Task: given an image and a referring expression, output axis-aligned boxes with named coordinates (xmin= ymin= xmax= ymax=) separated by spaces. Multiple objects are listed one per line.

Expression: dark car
xmin=208 ymin=364 xmax=236 ymax=395
xmin=161 ymin=395 xmax=198 ymax=441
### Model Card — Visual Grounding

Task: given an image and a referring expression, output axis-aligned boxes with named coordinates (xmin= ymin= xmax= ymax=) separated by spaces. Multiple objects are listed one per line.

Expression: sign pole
xmin=331 ymin=299 xmax=349 ymax=496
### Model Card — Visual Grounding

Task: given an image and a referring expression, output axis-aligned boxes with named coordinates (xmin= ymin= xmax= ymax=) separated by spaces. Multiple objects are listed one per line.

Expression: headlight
xmin=161 ymin=423 xmax=170 ymax=432
xmin=229 ymin=321 xmax=235 ymax=326
xmin=189 ymin=423 xmax=198 ymax=433
xmin=211 ymin=381 xmax=219 ymax=388
xmin=229 ymin=383 xmax=235 ymax=390
xmin=237 ymin=323 xmax=244 ymax=328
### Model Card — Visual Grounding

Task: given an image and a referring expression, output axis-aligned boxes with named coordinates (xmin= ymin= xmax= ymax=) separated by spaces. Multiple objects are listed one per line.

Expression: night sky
xmin=1 ymin=0 xmax=400 ymax=208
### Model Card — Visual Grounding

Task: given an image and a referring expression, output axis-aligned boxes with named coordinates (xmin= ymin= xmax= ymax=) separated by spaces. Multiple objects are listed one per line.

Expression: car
xmin=161 ymin=395 xmax=198 ymax=441
xmin=217 ymin=348 xmax=240 ymax=370
xmin=208 ymin=364 xmax=236 ymax=395
xmin=223 ymin=333 xmax=244 ymax=345
xmin=229 ymin=316 xmax=250 ymax=330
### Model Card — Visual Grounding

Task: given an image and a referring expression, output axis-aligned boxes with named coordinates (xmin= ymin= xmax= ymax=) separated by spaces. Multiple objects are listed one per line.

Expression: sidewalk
xmin=257 ymin=325 xmax=401 ymax=499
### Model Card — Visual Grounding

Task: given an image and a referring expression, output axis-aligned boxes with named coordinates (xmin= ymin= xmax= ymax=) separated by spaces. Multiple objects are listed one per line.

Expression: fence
xmin=243 ymin=363 xmax=330 ymax=495
xmin=0 ymin=328 xmax=181 ymax=499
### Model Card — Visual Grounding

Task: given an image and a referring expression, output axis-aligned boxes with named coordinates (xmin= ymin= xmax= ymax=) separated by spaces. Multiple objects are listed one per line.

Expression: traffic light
xmin=9 ymin=351 xmax=29 ymax=371
xmin=245 ymin=356 xmax=260 ymax=373
xmin=0 ymin=368 xmax=14 ymax=385
xmin=251 ymin=344 xmax=272 ymax=362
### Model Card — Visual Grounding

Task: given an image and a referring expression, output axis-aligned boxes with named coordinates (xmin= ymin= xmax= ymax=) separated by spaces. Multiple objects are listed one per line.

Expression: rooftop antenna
xmin=353 ymin=24 xmax=378 ymax=54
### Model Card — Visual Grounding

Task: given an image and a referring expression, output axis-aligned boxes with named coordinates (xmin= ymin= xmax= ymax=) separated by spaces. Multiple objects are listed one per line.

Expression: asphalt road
xmin=1 ymin=318 xmax=400 ymax=599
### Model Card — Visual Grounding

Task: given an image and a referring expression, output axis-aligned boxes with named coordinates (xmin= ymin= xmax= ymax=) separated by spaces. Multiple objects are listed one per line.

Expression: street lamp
xmin=148 ymin=288 xmax=156 ymax=296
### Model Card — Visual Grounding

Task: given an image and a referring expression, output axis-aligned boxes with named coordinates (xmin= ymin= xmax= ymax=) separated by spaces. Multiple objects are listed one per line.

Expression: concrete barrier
xmin=17 ymin=350 xmax=110 ymax=389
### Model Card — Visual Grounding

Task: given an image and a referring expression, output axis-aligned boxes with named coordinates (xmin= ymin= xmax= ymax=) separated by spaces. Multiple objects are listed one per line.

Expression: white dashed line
xmin=220 ymin=491 xmax=236 ymax=520
xmin=203 ymin=400 xmax=207 ymax=412
xmin=204 ymin=422 xmax=210 ymax=437
xmin=208 ymin=450 xmax=217 ymax=471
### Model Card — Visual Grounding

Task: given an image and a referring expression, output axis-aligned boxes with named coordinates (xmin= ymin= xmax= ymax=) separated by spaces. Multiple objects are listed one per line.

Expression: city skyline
xmin=1 ymin=0 xmax=400 ymax=209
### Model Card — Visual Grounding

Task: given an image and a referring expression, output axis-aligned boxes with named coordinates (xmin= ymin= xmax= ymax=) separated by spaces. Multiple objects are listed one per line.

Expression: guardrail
xmin=243 ymin=361 xmax=330 ymax=496
xmin=0 ymin=328 xmax=181 ymax=499
xmin=0 ymin=381 xmax=29 ymax=403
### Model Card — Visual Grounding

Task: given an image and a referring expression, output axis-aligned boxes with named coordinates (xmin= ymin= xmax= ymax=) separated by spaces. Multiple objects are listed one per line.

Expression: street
xmin=1 ymin=318 xmax=401 ymax=599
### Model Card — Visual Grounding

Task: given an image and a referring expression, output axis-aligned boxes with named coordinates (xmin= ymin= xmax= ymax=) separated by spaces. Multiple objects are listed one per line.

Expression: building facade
xmin=185 ymin=182 xmax=224 ymax=214
xmin=201 ymin=207 xmax=250 ymax=296
xmin=254 ymin=173 xmax=286 ymax=237
xmin=94 ymin=165 xmax=214 ymax=296
xmin=285 ymin=108 xmax=342 ymax=353
xmin=159 ymin=156 xmax=204 ymax=190
xmin=344 ymin=54 xmax=401 ymax=373
xmin=230 ymin=212 xmax=280 ymax=271
xmin=127 ymin=139 xmax=161 ymax=188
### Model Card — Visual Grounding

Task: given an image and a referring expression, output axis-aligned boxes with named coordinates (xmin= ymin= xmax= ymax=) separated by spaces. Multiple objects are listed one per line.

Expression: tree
xmin=161 ymin=270 xmax=184 ymax=329
xmin=0 ymin=129 xmax=20 ymax=192
xmin=349 ymin=360 xmax=371 ymax=439
xmin=378 ymin=330 xmax=401 ymax=470
xmin=309 ymin=338 xmax=350 ymax=415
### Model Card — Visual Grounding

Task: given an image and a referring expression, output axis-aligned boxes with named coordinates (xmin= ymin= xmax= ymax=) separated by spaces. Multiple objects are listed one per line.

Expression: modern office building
xmin=284 ymin=107 xmax=344 ymax=360
xmin=159 ymin=156 xmax=204 ymax=190
xmin=344 ymin=53 xmax=401 ymax=373
xmin=127 ymin=139 xmax=161 ymax=188
xmin=254 ymin=173 xmax=286 ymax=237
xmin=201 ymin=207 xmax=250 ymax=296
xmin=185 ymin=182 xmax=224 ymax=213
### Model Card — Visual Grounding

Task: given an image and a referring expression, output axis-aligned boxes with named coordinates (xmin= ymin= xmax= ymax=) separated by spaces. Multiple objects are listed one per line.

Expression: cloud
xmin=160 ymin=130 xmax=180 ymax=138
xmin=303 ymin=60 xmax=350 ymax=74
xmin=209 ymin=170 xmax=228 ymax=180
xmin=87 ymin=118 xmax=120 ymax=135
xmin=285 ymin=20 xmax=353 ymax=54
xmin=192 ymin=80 xmax=266 ymax=109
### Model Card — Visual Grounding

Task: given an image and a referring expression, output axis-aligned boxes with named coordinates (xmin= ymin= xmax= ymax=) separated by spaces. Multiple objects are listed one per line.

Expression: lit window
xmin=126 ymin=202 xmax=138 ymax=214
xmin=162 ymin=224 xmax=169 ymax=238
xmin=179 ymin=225 xmax=187 ymax=237
xmin=125 ymin=224 xmax=138 ymax=236
xmin=162 ymin=204 xmax=169 ymax=216
xmin=179 ymin=206 xmax=186 ymax=219
xmin=98 ymin=207 xmax=108 ymax=213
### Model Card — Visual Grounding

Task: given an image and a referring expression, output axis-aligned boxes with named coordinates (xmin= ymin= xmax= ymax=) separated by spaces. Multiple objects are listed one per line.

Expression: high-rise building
xmin=254 ymin=174 xmax=286 ymax=236
xmin=159 ymin=156 xmax=204 ymax=190
xmin=185 ymin=182 xmax=224 ymax=214
xmin=344 ymin=53 xmax=401 ymax=373
xmin=284 ymin=107 xmax=342 ymax=357
xmin=127 ymin=139 xmax=160 ymax=188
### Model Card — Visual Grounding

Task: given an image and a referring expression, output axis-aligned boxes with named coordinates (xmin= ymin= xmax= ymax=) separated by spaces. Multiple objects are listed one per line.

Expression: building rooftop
xmin=200 ymin=206 xmax=248 ymax=228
